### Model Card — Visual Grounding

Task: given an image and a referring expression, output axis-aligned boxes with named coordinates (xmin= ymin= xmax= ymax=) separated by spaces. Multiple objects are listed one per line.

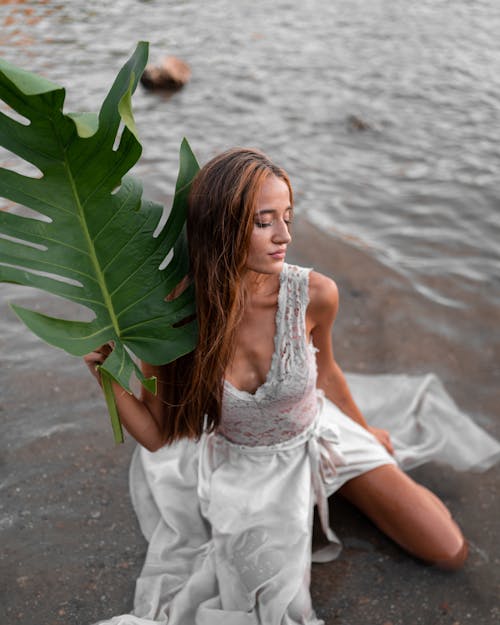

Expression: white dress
xmin=96 ymin=264 xmax=500 ymax=625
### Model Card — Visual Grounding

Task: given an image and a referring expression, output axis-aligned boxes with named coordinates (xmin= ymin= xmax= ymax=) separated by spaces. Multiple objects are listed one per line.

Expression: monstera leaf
xmin=0 ymin=42 xmax=199 ymax=442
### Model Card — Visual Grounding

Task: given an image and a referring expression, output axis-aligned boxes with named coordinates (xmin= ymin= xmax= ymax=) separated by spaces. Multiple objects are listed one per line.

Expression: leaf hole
xmin=0 ymin=233 xmax=48 ymax=252
xmin=4 ymin=204 xmax=52 ymax=223
xmin=153 ymin=205 xmax=169 ymax=238
xmin=112 ymin=121 xmax=125 ymax=152
xmin=0 ymin=102 xmax=30 ymax=126
xmin=0 ymin=145 xmax=43 ymax=179
xmin=0 ymin=262 xmax=84 ymax=288
xmin=3 ymin=283 xmax=96 ymax=323
xmin=159 ymin=248 xmax=174 ymax=270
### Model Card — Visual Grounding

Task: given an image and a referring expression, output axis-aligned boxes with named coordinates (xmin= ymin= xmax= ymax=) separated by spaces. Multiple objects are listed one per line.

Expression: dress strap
xmin=280 ymin=264 xmax=311 ymax=340
xmin=274 ymin=264 xmax=312 ymax=380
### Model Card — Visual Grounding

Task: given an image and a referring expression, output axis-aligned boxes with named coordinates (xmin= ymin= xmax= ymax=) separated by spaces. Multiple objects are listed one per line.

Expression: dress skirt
xmin=95 ymin=373 xmax=500 ymax=625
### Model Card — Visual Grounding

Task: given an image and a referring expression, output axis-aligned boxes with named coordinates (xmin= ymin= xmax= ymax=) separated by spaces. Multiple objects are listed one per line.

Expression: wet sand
xmin=1 ymin=218 xmax=498 ymax=625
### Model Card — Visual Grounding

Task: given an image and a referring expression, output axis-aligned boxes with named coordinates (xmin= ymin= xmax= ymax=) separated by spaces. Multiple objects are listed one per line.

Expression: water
xmin=2 ymin=10 xmax=500 ymax=623
xmin=1 ymin=1 xmax=499 ymax=408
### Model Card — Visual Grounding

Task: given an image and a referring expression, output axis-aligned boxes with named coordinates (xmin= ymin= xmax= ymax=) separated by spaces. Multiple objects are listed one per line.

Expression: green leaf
xmin=0 ymin=42 xmax=200 ymax=440
xmin=67 ymin=112 xmax=99 ymax=138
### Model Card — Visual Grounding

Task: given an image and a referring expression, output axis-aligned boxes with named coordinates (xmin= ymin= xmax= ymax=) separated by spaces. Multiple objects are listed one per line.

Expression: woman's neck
xmin=242 ymin=270 xmax=281 ymax=298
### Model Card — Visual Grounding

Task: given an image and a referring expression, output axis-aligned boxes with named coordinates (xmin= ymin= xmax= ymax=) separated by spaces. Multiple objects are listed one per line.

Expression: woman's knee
xmin=429 ymin=538 xmax=468 ymax=571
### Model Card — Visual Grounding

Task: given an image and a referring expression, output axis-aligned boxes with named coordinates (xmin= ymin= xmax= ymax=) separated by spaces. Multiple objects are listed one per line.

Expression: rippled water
xmin=0 ymin=1 xmax=499 ymax=333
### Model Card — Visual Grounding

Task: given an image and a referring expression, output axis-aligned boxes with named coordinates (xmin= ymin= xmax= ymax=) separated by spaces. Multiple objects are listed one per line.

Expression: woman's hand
xmin=83 ymin=345 xmax=165 ymax=451
xmin=367 ymin=425 xmax=394 ymax=455
xmin=83 ymin=342 xmax=114 ymax=384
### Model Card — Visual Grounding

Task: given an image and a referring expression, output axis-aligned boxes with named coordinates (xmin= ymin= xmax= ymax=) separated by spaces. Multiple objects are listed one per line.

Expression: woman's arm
xmin=84 ymin=277 xmax=195 ymax=450
xmin=84 ymin=345 xmax=165 ymax=451
xmin=307 ymin=271 xmax=393 ymax=454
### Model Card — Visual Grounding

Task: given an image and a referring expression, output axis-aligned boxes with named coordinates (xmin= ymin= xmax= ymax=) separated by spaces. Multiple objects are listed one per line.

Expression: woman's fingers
xmin=382 ymin=435 xmax=394 ymax=455
xmin=96 ymin=341 xmax=114 ymax=357
xmin=84 ymin=351 xmax=105 ymax=365
xmin=368 ymin=426 xmax=395 ymax=455
xmin=83 ymin=342 xmax=115 ymax=381
xmin=84 ymin=342 xmax=115 ymax=363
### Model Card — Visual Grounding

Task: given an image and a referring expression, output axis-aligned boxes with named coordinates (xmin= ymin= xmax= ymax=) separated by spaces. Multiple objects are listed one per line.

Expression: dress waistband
xmin=212 ymin=416 xmax=319 ymax=454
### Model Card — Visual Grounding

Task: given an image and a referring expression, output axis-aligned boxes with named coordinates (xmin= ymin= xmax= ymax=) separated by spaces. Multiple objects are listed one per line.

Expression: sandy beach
xmin=1 ymin=0 xmax=500 ymax=622
xmin=1 ymin=217 xmax=498 ymax=625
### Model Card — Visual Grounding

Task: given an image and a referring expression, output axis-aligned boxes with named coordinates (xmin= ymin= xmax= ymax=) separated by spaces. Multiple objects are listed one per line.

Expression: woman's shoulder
xmin=307 ymin=269 xmax=338 ymax=300
xmin=284 ymin=264 xmax=338 ymax=306
xmin=307 ymin=269 xmax=339 ymax=322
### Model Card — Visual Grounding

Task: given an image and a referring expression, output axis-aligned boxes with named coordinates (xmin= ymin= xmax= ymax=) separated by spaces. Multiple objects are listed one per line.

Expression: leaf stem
xmin=99 ymin=368 xmax=124 ymax=444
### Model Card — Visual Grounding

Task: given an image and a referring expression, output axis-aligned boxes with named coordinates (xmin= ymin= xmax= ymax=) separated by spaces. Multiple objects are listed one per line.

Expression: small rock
xmin=347 ymin=114 xmax=372 ymax=131
xmin=141 ymin=56 xmax=191 ymax=91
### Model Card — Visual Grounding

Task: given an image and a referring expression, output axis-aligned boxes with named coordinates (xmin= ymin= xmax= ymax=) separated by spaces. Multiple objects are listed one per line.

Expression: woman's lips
xmin=269 ymin=250 xmax=286 ymax=259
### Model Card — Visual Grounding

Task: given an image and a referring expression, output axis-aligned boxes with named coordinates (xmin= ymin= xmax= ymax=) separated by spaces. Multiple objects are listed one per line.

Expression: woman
xmin=86 ymin=148 xmax=468 ymax=625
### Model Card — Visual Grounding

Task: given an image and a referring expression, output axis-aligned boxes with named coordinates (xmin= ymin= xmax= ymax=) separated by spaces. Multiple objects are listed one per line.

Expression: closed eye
xmin=255 ymin=219 xmax=293 ymax=228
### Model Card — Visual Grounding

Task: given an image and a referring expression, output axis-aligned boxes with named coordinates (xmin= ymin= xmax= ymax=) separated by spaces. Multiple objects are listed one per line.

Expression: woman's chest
xmin=225 ymin=309 xmax=278 ymax=394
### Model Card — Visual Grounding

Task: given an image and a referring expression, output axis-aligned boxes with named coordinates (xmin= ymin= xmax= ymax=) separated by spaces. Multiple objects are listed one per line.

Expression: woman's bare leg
xmin=338 ymin=464 xmax=468 ymax=570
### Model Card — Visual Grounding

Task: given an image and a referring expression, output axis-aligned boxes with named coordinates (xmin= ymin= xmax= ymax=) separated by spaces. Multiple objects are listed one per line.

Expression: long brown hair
xmin=155 ymin=147 xmax=293 ymax=443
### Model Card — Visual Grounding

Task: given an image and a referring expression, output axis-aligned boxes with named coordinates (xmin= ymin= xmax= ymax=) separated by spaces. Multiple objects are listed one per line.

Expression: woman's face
xmin=245 ymin=174 xmax=293 ymax=275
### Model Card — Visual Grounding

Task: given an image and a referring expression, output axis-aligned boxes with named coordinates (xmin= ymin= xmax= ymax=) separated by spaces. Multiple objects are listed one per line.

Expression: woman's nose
xmin=273 ymin=220 xmax=292 ymax=244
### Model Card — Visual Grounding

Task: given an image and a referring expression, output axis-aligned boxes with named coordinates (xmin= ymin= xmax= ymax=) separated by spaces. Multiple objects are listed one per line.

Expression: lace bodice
xmin=219 ymin=264 xmax=318 ymax=446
